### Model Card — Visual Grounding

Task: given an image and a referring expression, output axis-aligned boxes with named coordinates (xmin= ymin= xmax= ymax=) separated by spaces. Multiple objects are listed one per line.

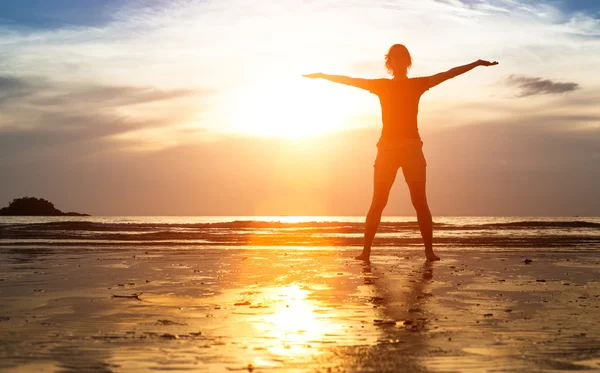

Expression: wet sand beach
xmin=1 ymin=246 xmax=600 ymax=372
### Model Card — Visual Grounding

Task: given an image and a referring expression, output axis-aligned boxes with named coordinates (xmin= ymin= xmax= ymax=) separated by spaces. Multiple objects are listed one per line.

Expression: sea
xmin=1 ymin=216 xmax=599 ymax=252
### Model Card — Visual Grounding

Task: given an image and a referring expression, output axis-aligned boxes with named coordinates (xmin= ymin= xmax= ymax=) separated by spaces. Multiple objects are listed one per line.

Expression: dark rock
xmin=524 ymin=259 xmax=533 ymax=264
xmin=0 ymin=197 xmax=89 ymax=216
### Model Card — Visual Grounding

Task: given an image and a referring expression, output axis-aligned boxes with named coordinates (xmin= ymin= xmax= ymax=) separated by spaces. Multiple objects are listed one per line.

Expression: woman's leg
xmin=356 ymin=164 xmax=398 ymax=261
xmin=407 ymin=181 xmax=440 ymax=261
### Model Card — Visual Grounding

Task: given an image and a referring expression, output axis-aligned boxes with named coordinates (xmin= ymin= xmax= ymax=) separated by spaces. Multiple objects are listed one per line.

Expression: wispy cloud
xmin=0 ymin=74 xmax=210 ymax=157
xmin=0 ymin=75 xmax=203 ymax=107
xmin=505 ymin=75 xmax=580 ymax=97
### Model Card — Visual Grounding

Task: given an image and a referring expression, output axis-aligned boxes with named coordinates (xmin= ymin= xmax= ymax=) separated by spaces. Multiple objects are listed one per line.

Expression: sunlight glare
xmin=257 ymin=285 xmax=341 ymax=357
xmin=224 ymin=79 xmax=362 ymax=139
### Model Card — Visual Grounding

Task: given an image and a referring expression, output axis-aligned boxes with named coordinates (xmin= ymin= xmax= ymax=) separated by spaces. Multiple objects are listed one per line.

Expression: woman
xmin=304 ymin=44 xmax=498 ymax=261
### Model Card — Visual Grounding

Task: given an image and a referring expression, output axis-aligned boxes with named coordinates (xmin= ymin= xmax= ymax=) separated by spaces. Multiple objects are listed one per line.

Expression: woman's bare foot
xmin=355 ymin=251 xmax=371 ymax=261
xmin=425 ymin=251 xmax=440 ymax=262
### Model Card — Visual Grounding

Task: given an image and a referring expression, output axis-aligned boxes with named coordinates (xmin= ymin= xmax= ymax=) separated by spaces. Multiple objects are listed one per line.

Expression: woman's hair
xmin=385 ymin=44 xmax=412 ymax=77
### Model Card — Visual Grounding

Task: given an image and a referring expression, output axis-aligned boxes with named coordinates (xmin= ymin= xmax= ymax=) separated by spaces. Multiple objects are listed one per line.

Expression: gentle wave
xmin=1 ymin=218 xmax=599 ymax=249
xmin=1 ymin=219 xmax=599 ymax=231
xmin=479 ymin=221 xmax=600 ymax=229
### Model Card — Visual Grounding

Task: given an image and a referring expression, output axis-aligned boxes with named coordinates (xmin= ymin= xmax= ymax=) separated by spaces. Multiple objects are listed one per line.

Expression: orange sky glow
xmin=1 ymin=0 xmax=599 ymax=215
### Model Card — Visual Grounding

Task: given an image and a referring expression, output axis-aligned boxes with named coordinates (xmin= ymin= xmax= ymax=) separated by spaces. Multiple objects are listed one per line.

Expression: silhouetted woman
xmin=304 ymin=44 xmax=498 ymax=261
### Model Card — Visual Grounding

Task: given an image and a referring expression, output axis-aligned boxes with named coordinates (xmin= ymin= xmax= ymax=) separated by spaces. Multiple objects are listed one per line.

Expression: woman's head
xmin=385 ymin=44 xmax=412 ymax=78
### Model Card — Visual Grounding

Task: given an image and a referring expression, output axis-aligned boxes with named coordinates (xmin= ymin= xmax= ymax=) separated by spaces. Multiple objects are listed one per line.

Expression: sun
xmin=223 ymin=78 xmax=364 ymax=139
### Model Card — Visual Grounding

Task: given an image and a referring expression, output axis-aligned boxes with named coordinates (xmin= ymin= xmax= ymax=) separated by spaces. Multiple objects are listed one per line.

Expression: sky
xmin=0 ymin=0 xmax=599 ymax=216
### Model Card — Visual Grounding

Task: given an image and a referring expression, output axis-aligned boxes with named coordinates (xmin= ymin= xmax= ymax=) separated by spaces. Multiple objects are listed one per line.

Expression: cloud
xmin=0 ymin=74 xmax=211 ymax=158
xmin=0 ymin=114 xmax=147 ymax=157
xmin=0 ymin=75 xmax=35 ymax=104
xmin=0 ymin=75 xmax=28 ymax=90
xmin=505 ymin=75 xmax=580 ymax=97
xmin=0 ymin=75 xmax=203 ymax=108
xmin=30 ymin=86 xmax=202 ymax=107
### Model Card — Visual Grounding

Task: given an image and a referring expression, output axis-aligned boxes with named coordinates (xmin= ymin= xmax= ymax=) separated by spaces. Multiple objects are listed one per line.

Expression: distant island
xmin=0 ymin=197 xmax=89 ymax=216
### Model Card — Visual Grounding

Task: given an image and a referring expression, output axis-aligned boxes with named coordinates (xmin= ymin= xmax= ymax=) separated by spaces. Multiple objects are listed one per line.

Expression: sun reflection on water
xmin=253 ymin=284 xmax=343 ymax=358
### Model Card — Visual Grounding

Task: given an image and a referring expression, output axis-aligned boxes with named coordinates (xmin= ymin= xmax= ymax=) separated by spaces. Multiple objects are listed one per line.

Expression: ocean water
xmin=0 ymin=216 xmax=599 ymax=251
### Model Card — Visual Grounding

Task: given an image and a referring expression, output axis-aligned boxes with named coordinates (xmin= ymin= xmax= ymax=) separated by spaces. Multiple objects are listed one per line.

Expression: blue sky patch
xmin=0 ymin=0 xmax=123 ymax=29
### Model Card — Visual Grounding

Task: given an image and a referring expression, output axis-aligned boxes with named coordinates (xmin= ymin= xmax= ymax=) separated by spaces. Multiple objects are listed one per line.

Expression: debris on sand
xmin=234 ymin=301 xmax=251 ymax=306
xmin=417 ymin=293 xmax=433 ymax=299
xmin=112 ymin=292 xmax=142 ymax=300
xmin=156 ymin=319 xmax=186 ymax=326
xmin=524 ymin=259 xmax=533 ymax=264
xmin=374 ymin=319 xmax=396 ymax=326
xmin=483 ymin=313 xmax=494 ymax=317
xmin=160 ymin=333 xmax=178 ymax=340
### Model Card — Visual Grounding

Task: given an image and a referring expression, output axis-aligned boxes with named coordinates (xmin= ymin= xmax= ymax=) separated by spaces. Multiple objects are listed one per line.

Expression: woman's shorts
xmin=374 ymin=139 xmax=427 ymax=183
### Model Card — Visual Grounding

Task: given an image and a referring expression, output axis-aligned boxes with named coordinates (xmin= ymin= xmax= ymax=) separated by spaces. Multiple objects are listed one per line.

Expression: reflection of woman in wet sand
xmin=359 ymin=261 xmax=435 ymax=370
xmin=304 ymin=44 xmax=498 ymax=261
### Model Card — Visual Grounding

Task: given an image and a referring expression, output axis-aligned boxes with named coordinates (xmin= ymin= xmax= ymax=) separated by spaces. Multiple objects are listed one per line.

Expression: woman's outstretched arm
xmin=303 ymin=73 xmax=372 ymax=91
xmin=428 ymin=59 xmax=498 ymax=88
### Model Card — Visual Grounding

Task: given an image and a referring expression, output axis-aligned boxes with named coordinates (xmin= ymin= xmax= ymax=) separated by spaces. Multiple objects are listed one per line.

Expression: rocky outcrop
xmin=0 ymin=197 xmax=89 ymax=216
